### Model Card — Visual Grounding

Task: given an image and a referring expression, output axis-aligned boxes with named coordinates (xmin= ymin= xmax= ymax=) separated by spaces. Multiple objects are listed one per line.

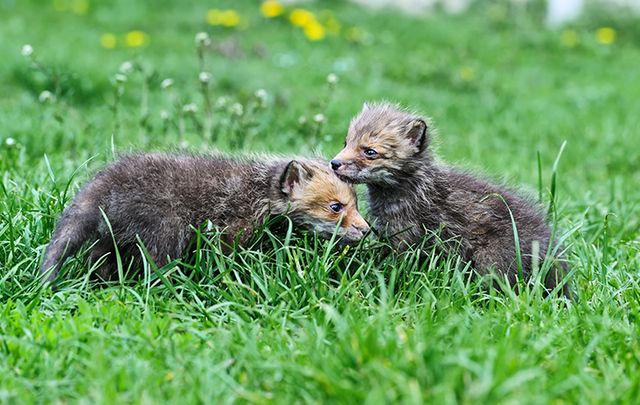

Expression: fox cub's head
xmin=331 ymin=102 xmax=430 ymax=186
xmin=279 ymin=160 xmax=369 ymax=243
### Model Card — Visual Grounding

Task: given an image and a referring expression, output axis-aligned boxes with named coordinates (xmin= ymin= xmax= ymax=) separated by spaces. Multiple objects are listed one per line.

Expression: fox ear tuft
xmin=281 ymin=160 xmax=313 ymax=195
xmin=406 ymin=119 xmax=428 ymax=151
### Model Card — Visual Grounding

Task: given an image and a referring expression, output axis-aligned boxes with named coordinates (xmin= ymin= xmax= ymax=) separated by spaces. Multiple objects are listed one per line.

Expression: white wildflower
xmin=313 ymin=113 xmax=325 ymax=124
xmin=119 ymin=61 xmax=134 ymax=75
xmin=298 ymin=116 xmax=307 ymax=125
xmin=182 ymin=103 xmax=198 ymax=113
xmin=199 ymin=71 xmax=212 ymax=84
xmin=21 ymin=44 xmax=33 ymax=57
xmin=159 ymin=110 xmax=170 ymax=120
xmin=160 ymin=78 xmax=174 ymax=90
xmin=254 ymin=88 xmax=268 ymax=102
xmin=230 ymin=102 xmax=243 ymax=116
xmin=326 ymin=73 xmax=338 ymax=85
xmin=5 ymin=137 xmax=16 ymax=147
xmin=114 ymin=73 xmax=127 ymax=83
xmin=38 ymin=90 xmax=54 ymax=103
xmin=215 ymin=96 xmax=228 ymax=108
xmin=195 ymin=32 xmax=211 ymax=47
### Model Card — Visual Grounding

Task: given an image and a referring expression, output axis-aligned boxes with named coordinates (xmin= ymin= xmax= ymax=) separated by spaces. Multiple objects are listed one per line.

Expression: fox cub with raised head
xmin=331 ymin=102 xmax=570 ymax=297
xmin=41 ymin=153 xmax=369 ymax=283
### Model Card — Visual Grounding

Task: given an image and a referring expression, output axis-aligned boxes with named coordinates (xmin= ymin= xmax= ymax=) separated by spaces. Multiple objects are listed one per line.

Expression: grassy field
xmin=1 ymin=0 xmax=640 ymax=403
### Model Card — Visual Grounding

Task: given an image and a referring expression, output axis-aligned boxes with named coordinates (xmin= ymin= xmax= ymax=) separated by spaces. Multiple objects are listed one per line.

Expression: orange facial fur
xmin=283 ymin=160 xmax=369 ymax=243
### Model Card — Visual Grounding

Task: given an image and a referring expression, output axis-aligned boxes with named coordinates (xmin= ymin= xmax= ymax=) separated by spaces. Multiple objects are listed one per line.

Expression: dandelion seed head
xmin=215 ymin=96 xmax=228 ymax=108
xmin=21 ymin=44 xmax=34 ymax=57
xmin=230 ymin=103 xmax=244 ymax=116
xmin=183 ymin=103 xmax=198 ymax=113
xmin=254 ymin=89 xmax=268 ymax=105
xmin=5 ymin=137 xmax=16 ymax=147
xmin=326 ymin=73 xmax=338 ymax=85
xmin=38 ymin=90 xmax=54 ymax=103
xmin=160 ymin=78 xmax=174 ymax=90
xmin=313 ymin=113 xmax=325 ymax=123
xmin=199 ymin=71 xmax=212 ymax=84
xmin=119 ymin=61 xmax=134 ymax=75
xmin=195 ymin=32 xmax=211 ymax=46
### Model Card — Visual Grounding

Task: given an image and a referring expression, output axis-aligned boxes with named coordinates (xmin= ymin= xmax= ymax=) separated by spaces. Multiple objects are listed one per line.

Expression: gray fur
xmin=333 ymin=102 xmax=572 ymax=297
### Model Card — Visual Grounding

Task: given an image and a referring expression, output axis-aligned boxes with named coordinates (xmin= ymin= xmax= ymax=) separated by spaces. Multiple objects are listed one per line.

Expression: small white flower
xmin=298 ymin=116 xmax=307 ymax=125
xmin=182 ymin=103 xmax=198 ymax=113
xmin=254 ymin=89 xmax=268 ymax=105
xmin=21 ymin=44 xmax=33 ymax=57
xmin=119 ymin=61 xmax=134 ymax=75
xmin=160 ymin=78 xmax=174 ymax=89
xmin=326 ymin=73 xmax=338 ymax=85
xmin=114 ymin=73 xmax=127 ymax=83
xmin=254 ymin=89 xmax=267 ymax=100
xmin=215 ymin=96 xmax=228 ymax=108
xmin=199 ymin=71 xmax=212 ymax=84
xmin=313 ymin=113 xmax=325 ymax=124
xmin=195 ymin=32 xmax=211 ymax=47
xmin=230 ymin=103 xmax=244 ymax=116
xmin=159 ymin=110 xmax=170 ymax=120
xmin=38 ymin=90 xmax=54 ymax=103
xmin=5 ymin=137 xmax=16 ymax=147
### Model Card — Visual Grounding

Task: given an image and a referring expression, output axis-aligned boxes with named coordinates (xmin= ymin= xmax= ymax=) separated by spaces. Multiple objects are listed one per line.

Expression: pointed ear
xmin=280 ymin=160 xmax=313 ymax=195
xmin=406 ymin=119 xmax=428 ymax=150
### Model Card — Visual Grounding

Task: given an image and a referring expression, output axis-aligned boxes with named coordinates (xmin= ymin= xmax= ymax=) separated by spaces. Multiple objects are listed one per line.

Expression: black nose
xmin=330 ymin=160 xmax=342 ymax=170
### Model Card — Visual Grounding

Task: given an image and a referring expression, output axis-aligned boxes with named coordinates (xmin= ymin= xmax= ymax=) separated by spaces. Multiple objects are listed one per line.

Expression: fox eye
xmin=329 ymin=202 xmax=344 ymax=213
xmin=363 ymin=148 xmax=378 ymax=158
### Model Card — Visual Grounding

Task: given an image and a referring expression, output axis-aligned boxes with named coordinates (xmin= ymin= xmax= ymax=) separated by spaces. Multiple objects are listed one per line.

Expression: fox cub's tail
xmin=40 ymin=189 xmax=101 ymax=283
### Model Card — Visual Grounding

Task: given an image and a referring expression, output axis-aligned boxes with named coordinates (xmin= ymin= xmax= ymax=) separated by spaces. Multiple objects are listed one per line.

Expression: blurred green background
xmin=1 ymin=0 xmax=639 ymax=403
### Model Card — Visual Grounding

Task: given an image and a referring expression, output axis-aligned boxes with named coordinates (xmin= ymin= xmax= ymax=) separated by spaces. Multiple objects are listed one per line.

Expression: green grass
xmin=2 ymin=0 xmax=640 ymax=403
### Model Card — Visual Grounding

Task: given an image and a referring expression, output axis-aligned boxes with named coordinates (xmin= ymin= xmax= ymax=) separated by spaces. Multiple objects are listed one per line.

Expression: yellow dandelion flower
xmin=261 ymin=0 xmax=284 ymax=18
xmin=289 ymin=9 xmax=315 ymax=27
xmin=70 ymin=0 xmax=88 ymax=15
xmin=207 ymin=9 xmax=223 ymax=25
xmin=52 ymin=0 xmax=67 ymax=12
xmin=125 ymin=30 xmax=149 ymax=47
xmin=100 ymin=33 xmax=117 ymax=49
xmin=304 ymin=20 xmax=325 ymax=41
xmin=596 ymin=27 xmax=616 ymax=45
xmin=207 ymin=9 xmax=240 ymax=27
xmin=220 ymin=10 xmax=241 ymax=27
xmin=458 ymin=66 xmax=475 ymax=82
xmin=561 ymin=30 xmax=579 ymax=48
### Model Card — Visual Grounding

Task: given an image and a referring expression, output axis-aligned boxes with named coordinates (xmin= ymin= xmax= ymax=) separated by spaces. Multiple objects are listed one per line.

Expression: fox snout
xmin=344 ymin=219 xmax=370 ymax=243
xmin=330 ymin=150 xmax=363 ymax=183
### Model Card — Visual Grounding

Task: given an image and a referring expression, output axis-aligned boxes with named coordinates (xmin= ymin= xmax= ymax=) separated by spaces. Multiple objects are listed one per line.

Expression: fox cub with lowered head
xmin=331 ymin=102 xmax=570 ymax=297
xmin=41 ymin=153 xmax=368 ymax=283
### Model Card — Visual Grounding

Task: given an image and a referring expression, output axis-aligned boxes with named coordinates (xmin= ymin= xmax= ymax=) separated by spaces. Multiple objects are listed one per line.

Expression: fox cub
xmin=41 ymin=153 xmax=369 ymax=282
xmin=331 ymin=102 xmax=570 ymax=296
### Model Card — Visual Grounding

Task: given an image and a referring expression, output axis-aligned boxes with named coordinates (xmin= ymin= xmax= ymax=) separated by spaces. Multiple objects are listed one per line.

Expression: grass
xmin=1 ymin=0 xmax=640 ymax=403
